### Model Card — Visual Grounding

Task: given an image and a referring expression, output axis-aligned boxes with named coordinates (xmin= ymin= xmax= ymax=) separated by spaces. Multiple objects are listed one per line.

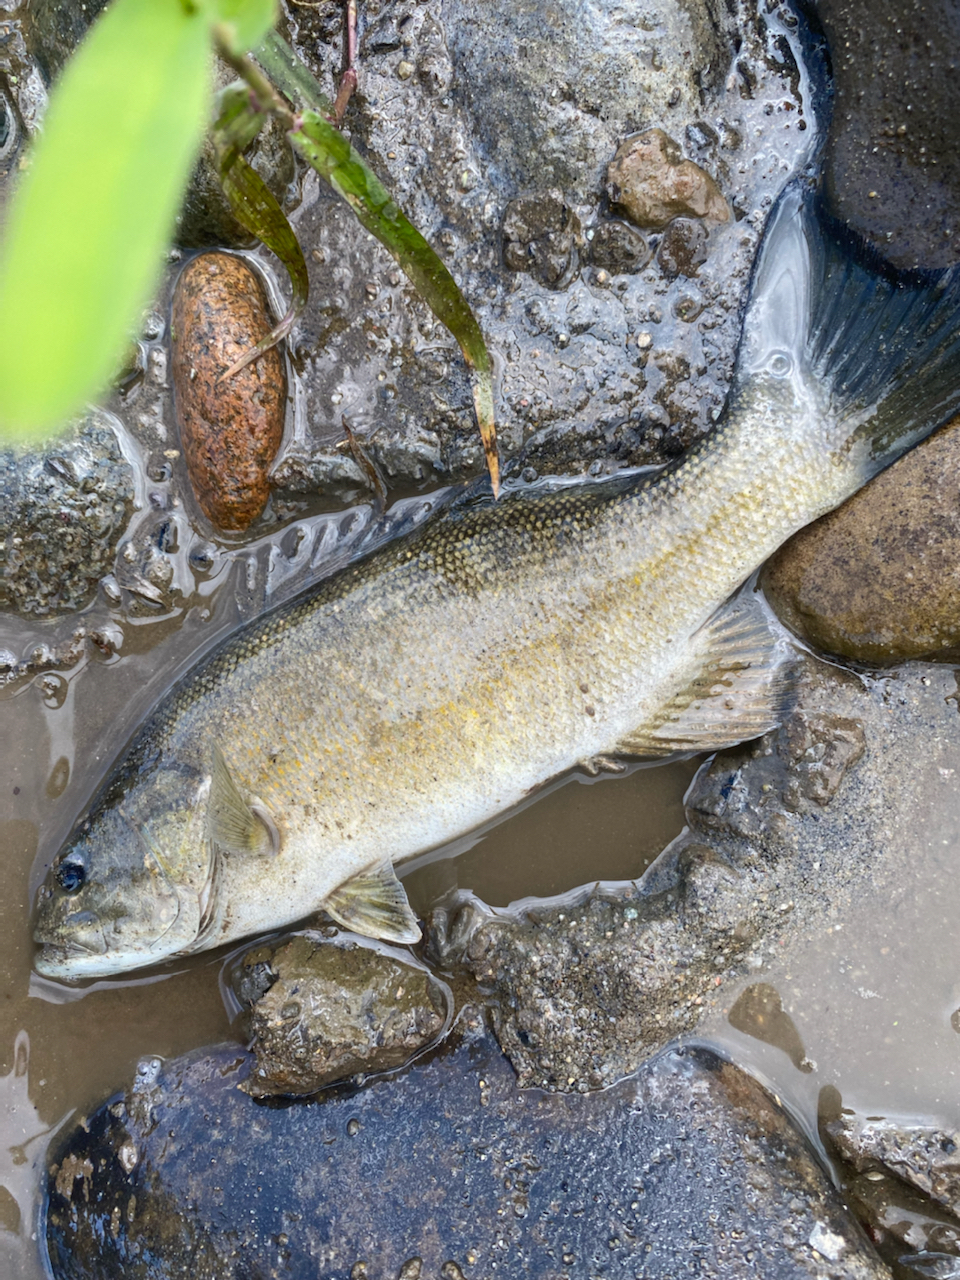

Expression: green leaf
xmin=253 ymin=29 xmax=335 ymax=116
xmin=0 ymin=0 xmax=211 ymax=442
xmin=256 ymin=31 xmax=499 ymax=493
xmin=211 ymin=84 xmax=308 ymax=378
xmin=290 ymin=107 xmax=499 ymax=492
xmin=204 ymin=0 xmax=277 ymax=58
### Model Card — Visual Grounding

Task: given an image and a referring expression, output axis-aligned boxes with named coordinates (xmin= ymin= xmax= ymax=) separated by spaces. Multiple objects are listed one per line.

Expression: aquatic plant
xmin=0 ymin=0 xmax=498 ymax=489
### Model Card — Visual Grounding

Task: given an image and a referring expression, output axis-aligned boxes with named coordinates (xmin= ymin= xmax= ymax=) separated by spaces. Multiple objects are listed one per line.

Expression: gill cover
xmin=33 ymin=766 xmax=212 ymax=979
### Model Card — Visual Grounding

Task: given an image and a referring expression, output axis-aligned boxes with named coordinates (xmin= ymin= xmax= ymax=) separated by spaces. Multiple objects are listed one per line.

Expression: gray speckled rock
xmin=232 ymin=931 xmax=451 ymax=1097
xmin=820 ymin=1098 xmax=960 ymax=1264
xmin=43 ymin=1024 xmax=890 ymax=1279
xmin=271 ymin=0 xmax=823 ymax=491
xmin=0 ymin=411 xmax=135 ymax=616
xmin=432 ymin=655 xmax=960 ymax=1093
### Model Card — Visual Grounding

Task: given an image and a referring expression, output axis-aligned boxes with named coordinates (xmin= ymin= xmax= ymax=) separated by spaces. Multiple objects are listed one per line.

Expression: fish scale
xmin=33 ymin=184 xmax=960 ymax=976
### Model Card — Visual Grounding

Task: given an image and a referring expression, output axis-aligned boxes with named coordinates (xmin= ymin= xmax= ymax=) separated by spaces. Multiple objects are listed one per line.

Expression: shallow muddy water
xmin=0 ymin=522 xmax=701 ymax=1277
xmin=5 ymin=480 xmax=960 ymax=1278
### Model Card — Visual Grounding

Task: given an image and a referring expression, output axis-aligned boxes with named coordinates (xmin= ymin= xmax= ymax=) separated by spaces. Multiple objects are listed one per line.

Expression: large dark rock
xmin=817 ymin=0 xmax=960 ymax=271
xmin=44 ymin=1026 xmax=889 ymax=1279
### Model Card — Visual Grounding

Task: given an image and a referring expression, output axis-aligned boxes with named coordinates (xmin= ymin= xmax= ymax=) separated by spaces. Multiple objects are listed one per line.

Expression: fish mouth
xmin=33 ymin=936 xmax=111 ymax=981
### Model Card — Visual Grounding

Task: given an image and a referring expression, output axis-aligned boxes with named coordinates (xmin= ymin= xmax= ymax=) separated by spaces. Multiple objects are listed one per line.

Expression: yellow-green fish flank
xmin=33 ymin=185 xmax=960 ymax=978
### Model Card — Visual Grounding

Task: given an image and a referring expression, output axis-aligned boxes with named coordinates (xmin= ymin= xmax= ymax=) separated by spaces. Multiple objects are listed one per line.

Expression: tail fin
xmin=806 ymin=194 xmax=960 ymax=470
xmin=743 ymin=181 xmax=960 ymax=477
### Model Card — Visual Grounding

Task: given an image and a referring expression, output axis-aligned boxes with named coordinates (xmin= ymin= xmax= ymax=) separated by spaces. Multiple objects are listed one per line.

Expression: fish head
xmin=33 ymin=765 xmax=215 ymax=980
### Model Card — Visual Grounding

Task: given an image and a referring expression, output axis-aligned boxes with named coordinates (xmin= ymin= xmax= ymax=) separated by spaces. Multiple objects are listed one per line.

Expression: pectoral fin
xmin=207 ymin=742 xmax=278 ymax=856
xmin=613 ymin=593 xmax=792 ymax=758
xmin=325 ymin=861 xmax=422 ymax=944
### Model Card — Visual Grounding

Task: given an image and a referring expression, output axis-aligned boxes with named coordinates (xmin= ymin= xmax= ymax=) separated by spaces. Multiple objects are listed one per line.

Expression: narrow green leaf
xmin=291 ymin=108 xmax=499 ymax=494
xmin=253 ymin=30 xmax=335 ymax=116
xmin=211 ymin=85 xmax=308 ymax=378
xmin=0 ymin=0 xmax=211 ymax=441
xmin=256 ymin=32 xmax=499 ymax=493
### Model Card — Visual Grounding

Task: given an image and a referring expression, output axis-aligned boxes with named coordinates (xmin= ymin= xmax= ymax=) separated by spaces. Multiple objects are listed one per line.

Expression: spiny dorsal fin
xmin=613 ymin=593 xmax=792 ymax=758
xmin=325 ymin=861 xmax=421 ymax=944
xmin=207 ymin=741 xmax=278 ymax=856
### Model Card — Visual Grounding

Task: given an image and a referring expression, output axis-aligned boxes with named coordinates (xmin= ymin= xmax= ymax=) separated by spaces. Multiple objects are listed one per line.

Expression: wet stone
xmin=232 ymin=932 xmax=450 ymax=1096
xmin=269 ymin=0 xmax=823 ymax=486
xmin=825 ymin=1108 xmax=960 ymax=1222
xmin=501 ymin=189 xmax=581 ymax=290
xmin=817 ymin=0 xmax=960 ymax=270
xmin=586 ymin=218 xmax=652 ymax=274
xmin=171 ymin=252 xmax=287 ymax=531
xmin=657 ymin=216 xmax=710 ymax=277
xmin=819 ymin=1096 xmax=960 ymax=1267
xmin=606 ymin=128 xmax=729 ymax=231
xmin=0 ymin=411 xmax=135 ymax=616
xmin=43 ymin=1027 xmax=889 ymax=1279
xmin=433 ymin=656 xmax=958 ymax=1092
xmin=763 ymin=416 xmax=960 ymax=664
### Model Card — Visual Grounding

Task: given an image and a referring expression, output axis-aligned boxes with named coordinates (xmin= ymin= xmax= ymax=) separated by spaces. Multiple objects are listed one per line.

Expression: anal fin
xmin=614 ymin=592 xmax=792 ymax=758
xmin=207 ymin=741 xmax=279 ymax=857
xmin=325 ymin=860 xmax=422 ymax=944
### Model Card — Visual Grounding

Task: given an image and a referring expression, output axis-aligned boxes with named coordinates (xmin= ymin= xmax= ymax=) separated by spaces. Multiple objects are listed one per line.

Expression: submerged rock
xmin=43 ymin=1026 xmax=889 ymax=1279
xmin=0 ymin=411 xmax=135 ymax=616
xmin=171 ymin=252 xmax=287 ymax=531
xmin=825 ymin=1106 xmax=960 ymax=1222
xmin=820 ymin=1097 xmax=960 ymax=1265
xmin=432 ymin=656 xmax=959 ymax=1092
xmin=232 ymin=931 xmax=450 ymax=1097
xmin=586 ymin=218 xmax=652 ymax=274
xmin=763 ymin=417 xmax=960 ymax=664
xmin=606 ymin=128 xmax=729 ymax=230
xmin=501 ymin=190 xmax=581 ymax=290
xmin=657 ymin=215 xmax=710 ymax=277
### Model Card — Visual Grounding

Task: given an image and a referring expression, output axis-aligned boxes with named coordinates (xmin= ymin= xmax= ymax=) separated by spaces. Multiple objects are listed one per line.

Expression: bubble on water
xmin=38 ymin=673 xmax=68 ymax=710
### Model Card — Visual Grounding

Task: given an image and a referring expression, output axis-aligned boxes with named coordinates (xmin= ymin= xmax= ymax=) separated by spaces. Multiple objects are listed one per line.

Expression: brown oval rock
xmin=233 ymin=932 xmax=451 ymax=1097
xmin=606 ymin=128 xmax=729 ymax=231
xmin=171 ymin=252 xmax=286 ymax=531
xmin=762 ymin=417 xmax=960 ymax=664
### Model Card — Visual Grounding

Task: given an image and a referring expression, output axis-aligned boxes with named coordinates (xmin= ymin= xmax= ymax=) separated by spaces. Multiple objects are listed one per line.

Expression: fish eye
xmin=767 ymin=349 xmax=793 ymax=377
xmin=56 ymin=859 xmax=86 ymax=894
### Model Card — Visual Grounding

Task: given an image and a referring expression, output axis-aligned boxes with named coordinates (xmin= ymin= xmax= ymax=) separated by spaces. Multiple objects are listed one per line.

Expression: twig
xmin=341 ymin=416 xmax=387 ymax=511
xmin=331 ymin=0 xmax=358 ymax=127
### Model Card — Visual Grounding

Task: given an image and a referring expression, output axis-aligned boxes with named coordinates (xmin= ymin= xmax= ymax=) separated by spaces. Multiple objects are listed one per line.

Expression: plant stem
xmin=212 ymin=27 xmax=295 ymax=127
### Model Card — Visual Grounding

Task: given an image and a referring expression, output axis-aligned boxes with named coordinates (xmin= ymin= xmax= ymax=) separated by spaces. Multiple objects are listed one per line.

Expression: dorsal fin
xmin=611 ymin=592 xmax=792 ymax=758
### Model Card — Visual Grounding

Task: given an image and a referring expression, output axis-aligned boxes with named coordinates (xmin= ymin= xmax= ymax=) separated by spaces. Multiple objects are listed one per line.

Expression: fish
xmin=33 ymin=182 xmax=960 ymax=979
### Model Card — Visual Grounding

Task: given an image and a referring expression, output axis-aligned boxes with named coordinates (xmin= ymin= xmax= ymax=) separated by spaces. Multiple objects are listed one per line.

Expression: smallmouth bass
xmin=34 ymin=185 xmax=960 ymax=978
